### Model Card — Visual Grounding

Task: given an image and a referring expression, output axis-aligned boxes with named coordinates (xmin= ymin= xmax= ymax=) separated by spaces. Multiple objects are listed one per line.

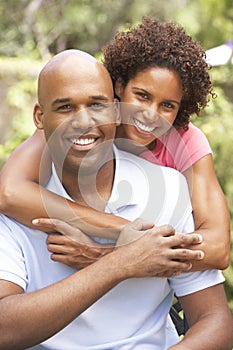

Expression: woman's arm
xmin=0 ymin=130 xmax=128 ymax=239
xmin=183 ymin=154 xmax=230 ymax=270
xmin=1 ymin=131 xmax=229 ymax=270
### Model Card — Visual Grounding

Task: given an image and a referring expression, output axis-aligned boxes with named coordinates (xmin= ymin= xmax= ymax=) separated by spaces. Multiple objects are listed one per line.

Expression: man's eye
xmin=58 ymin=105 xmax=72 ymax=111
xmin=89 ymin=103 xmax=108 ymax=110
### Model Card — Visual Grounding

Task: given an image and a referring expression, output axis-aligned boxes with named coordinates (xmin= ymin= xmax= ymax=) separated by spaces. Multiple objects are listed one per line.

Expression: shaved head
xmin=37 ymin=49 xmax=113 ymax=106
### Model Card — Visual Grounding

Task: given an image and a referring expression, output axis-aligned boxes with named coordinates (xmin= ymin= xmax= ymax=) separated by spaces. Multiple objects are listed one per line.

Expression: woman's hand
xmin=46 ymin=234 xmax=114 ymax=269
xmin=33 ymin=217 xmax=204 ymax=274
xmin=33 ymin=218 xmax=114 ymax=269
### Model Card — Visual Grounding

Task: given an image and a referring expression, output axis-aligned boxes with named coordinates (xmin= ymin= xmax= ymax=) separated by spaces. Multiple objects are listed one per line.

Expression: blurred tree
xmin=0 ymin=0 xmax=196 ymax=59
xmin=176 ymin=0 xmax=233 ymax=48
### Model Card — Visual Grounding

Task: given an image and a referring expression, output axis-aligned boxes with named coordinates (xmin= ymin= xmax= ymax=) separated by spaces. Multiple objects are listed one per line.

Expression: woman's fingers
xmin=33 ymin=217 xmax=98 ymax=245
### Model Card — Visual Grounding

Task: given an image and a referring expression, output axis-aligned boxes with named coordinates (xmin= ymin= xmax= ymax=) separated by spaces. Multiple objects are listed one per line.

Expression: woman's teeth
xmin=71 ymin=137 xmax=95 ymax=145
xmin=133 ymin=119 xmax=155 ymax=133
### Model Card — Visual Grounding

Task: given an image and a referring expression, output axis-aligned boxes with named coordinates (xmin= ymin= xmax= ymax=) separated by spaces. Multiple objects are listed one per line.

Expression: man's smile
xmin=67 ymin=133 xmax=101 ymax=152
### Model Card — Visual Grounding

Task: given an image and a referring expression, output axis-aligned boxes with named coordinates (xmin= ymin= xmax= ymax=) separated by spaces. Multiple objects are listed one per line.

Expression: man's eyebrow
xmin=52 ymin=98 xmax=71 ymax=106
xmin=51 ymin=95 xmax=109 ymax=106
xmin=89 ymin=95 xmax=109 ymax=101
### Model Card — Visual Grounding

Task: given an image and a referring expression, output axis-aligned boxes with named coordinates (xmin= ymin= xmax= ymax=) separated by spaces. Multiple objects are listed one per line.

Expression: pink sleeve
xmin=172 ymin=123 xmax=212 ymax=172
xmin=140 ymin=123 xmax=212 ymax=173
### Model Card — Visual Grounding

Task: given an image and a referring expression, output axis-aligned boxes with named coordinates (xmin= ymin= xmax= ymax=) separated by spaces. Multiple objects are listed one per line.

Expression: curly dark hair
xmin=102 ymin=17 xmax=214 ymax=129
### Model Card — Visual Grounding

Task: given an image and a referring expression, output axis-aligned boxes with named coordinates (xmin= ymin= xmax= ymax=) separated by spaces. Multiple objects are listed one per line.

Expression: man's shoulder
xmin=0 ymin=213 xmax=13 ymax=225
xmin=113 ymin=147 xmax=192 ymax=229
xmin=114 ymin=146 xmax=185 ymax=179
xmin=0 ymin=213 xmax=26 ymax=231
xmin=0 ymin=213 xmax=21 ymax=239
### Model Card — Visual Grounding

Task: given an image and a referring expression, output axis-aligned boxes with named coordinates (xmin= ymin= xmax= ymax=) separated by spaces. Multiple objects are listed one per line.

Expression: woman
xmin=0 ymin=17 xmax=230 ymax=272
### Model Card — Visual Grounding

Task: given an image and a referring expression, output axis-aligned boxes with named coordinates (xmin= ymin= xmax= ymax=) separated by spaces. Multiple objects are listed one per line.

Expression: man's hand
xmin=37 ymin=217 xmax=204 ymax=275
xmin=115 ymin=219 xmax=204 ymax=277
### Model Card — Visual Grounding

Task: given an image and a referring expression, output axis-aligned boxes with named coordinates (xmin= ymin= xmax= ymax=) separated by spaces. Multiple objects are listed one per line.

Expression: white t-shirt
xmin=0 ymin=147 xmax=224 ymax=349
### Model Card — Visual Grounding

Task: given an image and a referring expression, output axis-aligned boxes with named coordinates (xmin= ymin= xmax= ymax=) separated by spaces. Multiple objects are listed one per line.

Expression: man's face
xmin=34 ymin=58 xmax=119 ymax=176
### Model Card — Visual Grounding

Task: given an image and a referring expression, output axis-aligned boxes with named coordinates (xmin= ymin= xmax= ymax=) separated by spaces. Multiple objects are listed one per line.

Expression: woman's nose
xmin=142 ymin=107 xmax=160 ymax=123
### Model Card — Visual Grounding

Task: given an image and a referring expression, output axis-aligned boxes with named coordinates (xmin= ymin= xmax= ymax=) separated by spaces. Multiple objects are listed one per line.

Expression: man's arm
xmin=33 ymin=217 xmax=204 ymax=272
xmin=168 ymin=283 xmax=233 ymax=350
xmin=0 ymin=219 xmax=198 ymax=350
xmin=0 ymin=251 xmax=124 ymax=350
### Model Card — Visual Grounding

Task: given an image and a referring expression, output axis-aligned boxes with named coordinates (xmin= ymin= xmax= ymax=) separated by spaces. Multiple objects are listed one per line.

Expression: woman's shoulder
xmin=178 ymin=122 xmax=207 ymax=139
xmin=164 ymin=122 xmax=210 ymax=149
xmin=156 ymin=122 xmax=212 ymax=172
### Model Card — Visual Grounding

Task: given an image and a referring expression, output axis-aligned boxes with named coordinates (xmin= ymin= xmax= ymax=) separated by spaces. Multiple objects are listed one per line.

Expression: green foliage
xmin=176 ymin=0 xmax=233 ymax=47
xmin=0 ymin=57 xmax=40 ymax=167
xmin=192 ymin=66 xmax=233 ymax=217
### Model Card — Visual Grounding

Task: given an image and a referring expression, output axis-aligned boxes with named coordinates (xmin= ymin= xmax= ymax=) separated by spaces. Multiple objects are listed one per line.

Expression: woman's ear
xmin=33 ymin=103 xmax=44 ymax=130
xmin=115 ymin=78 xmax=124 ymax=99
xmin=113 ymin=98 xmax=121 ymax=126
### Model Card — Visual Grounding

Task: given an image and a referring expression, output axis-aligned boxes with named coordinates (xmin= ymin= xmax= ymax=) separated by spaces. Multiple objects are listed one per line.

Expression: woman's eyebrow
xmin=131 ymin=87 xmax=181 ymax=105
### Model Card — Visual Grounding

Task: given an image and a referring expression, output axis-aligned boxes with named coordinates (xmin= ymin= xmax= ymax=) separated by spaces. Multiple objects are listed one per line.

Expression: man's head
xmin=34 ymin=49 xmax=120 ymax=177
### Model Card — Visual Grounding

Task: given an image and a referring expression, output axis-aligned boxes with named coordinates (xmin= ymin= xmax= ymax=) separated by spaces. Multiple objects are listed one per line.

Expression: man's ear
xmin=115 ymin=78 xmax=124 ymax=99
xmin=33 ymin=103 xmax=44 ymax=130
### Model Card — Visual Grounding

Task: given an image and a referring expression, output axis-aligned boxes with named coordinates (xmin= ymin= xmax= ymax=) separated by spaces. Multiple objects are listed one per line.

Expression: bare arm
xmin=0 ymin=129 xmax=128 ymax=239
xmin=40 ymin=219 xmax=203 ymax=273
xmin=32 ymin=154 xmax=230 ymax=272
xmin=168 ymin=284 xmax=233 ymax=350
xmin=0 ymin=246 xmax=128 ymax=349
xmin=0 ymin=132 xmax=230 ymax=269
xmin=0 ymin=219 xmax=198 ymax=350
xmin=183 ymin=154 xmax=230 ymax=270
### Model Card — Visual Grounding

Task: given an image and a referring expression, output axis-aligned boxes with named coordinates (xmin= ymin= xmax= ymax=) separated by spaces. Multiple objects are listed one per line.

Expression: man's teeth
xmin=71 ymin=137 xmax=95 ymax=145
xmin=134 ymin=119 xmax=154 ymax=133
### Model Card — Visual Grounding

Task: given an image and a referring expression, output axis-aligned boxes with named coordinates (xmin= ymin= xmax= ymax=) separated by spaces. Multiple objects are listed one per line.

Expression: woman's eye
xmin=137 ymin=93 xmax=149 ymax=100
xmin=162 ymin=102 xmax=174 ymax=109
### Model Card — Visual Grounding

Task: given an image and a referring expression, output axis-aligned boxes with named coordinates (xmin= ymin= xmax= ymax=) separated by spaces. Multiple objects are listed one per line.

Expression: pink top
xmin=140 ymin=122 xmax=212 ymax=173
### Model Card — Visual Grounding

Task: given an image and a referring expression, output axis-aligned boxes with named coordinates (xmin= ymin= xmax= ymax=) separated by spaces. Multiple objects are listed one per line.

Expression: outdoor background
xmin=0 ymin=0 xmax=232 ymax=315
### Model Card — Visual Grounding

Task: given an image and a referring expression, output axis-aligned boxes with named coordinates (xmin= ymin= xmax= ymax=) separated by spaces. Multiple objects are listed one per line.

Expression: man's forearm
xmin=169 ymin=285 xmax=233 ymax=350
xmin=0 ymin=250 xmax=127 ymax=350
xmin=169 ymin=313 xmax=233 ymax=350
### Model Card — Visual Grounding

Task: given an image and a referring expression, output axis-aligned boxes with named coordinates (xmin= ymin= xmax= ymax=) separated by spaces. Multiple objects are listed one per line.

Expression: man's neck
xmin=55 ymin=159 xmax=115 ymax=212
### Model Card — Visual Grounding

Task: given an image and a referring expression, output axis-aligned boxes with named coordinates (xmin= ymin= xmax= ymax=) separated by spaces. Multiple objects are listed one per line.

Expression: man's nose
xmin=71 ymin=108 xmax=95 ymax=129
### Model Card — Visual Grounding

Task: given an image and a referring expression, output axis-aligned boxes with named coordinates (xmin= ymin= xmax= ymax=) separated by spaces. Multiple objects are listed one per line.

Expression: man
xmin=0 ymin=50 xmax=232 ymax=350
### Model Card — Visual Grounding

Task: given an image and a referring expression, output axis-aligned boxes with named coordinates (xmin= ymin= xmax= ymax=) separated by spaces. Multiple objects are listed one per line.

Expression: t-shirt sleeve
xmin=169 ymin=269 xmax=225 ymax=297
xmin=174 ymin=123 xmax=212 ymax=172
xmin=0 ymin=215 xmax=28 ymax=290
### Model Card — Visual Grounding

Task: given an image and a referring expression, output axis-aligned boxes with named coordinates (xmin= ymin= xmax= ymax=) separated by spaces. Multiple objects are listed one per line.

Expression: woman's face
xmin=115 ymin=67 xmax=183 ymax=147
